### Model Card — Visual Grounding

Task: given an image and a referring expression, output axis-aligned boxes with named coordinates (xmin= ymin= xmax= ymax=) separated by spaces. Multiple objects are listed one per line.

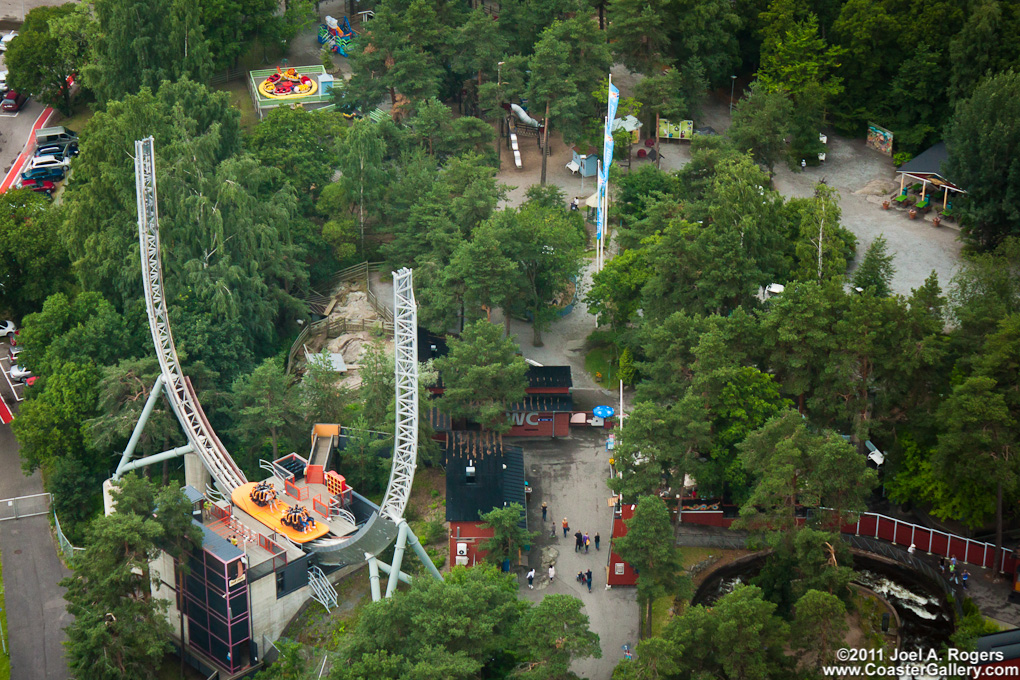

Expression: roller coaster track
xmin=135 ymin=137 xmax=247 ymax=492
xmin=133 ymin=137 xmax=420 ymax=570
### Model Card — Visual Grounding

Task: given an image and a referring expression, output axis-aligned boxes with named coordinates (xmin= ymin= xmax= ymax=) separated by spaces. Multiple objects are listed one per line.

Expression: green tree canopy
xmin=435 ymin=319 xmax=529 ymax=432
xmin=945 ymin=70 xmax=1020 ymax=249
xmin=478 ymin=503 xmax=537 ymax=564
xmin=614 ymin=495 xmax=690 ymax=638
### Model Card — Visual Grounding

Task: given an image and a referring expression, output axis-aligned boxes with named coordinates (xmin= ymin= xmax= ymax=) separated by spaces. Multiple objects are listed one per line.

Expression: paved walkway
xmin=0 ymin=377 xmax=71 ymax=680
xmin=514 ymin=426 xmax=638 ymax=680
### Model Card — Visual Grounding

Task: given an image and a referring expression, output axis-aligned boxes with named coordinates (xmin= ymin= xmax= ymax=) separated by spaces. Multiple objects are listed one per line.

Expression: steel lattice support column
xmin=380 ymin=268 xmax=418 ymax=523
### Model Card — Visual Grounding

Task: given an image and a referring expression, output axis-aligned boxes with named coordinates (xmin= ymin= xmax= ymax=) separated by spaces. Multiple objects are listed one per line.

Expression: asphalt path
xmin=0 ymin=348 xmax=71 ymax=680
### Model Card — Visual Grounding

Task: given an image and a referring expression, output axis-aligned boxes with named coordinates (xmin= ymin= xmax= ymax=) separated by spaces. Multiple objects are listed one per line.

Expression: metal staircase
xmin=307 ymin=565 xmax=338 ymax=611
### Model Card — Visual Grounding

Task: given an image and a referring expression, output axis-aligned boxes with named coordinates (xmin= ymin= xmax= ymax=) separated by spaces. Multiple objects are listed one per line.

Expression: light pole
xmin=729 ymin=75 xmax=737 ymax=116
xmin=497 ymin=61 xmax=505 ymax=86
xmin=580 ymin=155 xmax=586 ymax=194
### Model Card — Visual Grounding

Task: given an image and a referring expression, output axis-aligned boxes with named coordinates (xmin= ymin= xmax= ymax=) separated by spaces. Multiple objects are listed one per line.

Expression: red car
xmin=19 ymin=178 xmax=55 ymax=195
xmin=1 ymin=90 xmax=26 ymax=112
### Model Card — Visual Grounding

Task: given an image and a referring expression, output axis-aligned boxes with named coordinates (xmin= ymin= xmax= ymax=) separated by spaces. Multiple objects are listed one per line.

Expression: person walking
xmin=574 ymin=530 xmax=583 ymax=552
xmin=594 ymin=532 xmax=600 ymax=551
xmin=962 ymin=569 xmax=970 ymax=590
xmin=562 ymin=518 xmax=569 ymax=538
xmin=908 ymin=543 xmax=916 ymax=555
xmin=527 ymin=569 xmax=535 ymax=589
xmin=939 ymin=557 xmax=945 ymax=575
xmin=584 ymin=532 xmax=590 ymax=554
xmin=585 ymin=569 xmax=593 ymax=593
xmin=548 ymin=564 xmax=555 ymax=582
xmin=541 ymin=502 xmax=548 ymax=522
xmin=949 ymin=562 xmax=958 ymax=585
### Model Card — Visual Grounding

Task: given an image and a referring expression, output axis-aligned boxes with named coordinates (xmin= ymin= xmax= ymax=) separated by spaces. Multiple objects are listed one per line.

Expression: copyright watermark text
xmin=823 ymin=648 xmax=1019 ymax=677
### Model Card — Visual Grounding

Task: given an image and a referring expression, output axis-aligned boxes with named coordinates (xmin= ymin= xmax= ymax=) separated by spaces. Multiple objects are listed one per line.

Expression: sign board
xmin=867 ymin=123 xmax=893 ymax=156
xmin=658 ymin=119 xmax=694 ymax=140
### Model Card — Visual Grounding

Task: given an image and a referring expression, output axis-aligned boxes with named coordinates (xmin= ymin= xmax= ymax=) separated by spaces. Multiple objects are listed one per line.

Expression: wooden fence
xmin=286 ymin=262 xmax=395 ymax=373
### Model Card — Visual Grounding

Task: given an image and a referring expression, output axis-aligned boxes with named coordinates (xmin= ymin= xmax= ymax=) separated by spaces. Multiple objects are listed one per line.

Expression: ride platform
xmin=231 ymin=482 xmax=331 ymax=544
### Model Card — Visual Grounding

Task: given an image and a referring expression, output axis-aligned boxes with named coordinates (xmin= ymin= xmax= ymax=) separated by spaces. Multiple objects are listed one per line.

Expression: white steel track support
xmin=379 ymin=268 xmax=418 ymax=523
xmin=134 ymin=137 xmax=247 ymax=492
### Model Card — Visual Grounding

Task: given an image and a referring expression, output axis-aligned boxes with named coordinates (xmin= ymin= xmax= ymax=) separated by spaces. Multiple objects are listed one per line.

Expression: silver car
xmin=10 ymin=364 xmax=31 ymax=382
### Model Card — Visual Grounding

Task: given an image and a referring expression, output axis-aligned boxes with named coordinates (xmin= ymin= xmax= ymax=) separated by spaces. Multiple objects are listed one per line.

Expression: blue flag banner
xmin=607 ymin=81 xmax=620 ymax=129
xmin=596 ymin=80 xmax=619 ymax=240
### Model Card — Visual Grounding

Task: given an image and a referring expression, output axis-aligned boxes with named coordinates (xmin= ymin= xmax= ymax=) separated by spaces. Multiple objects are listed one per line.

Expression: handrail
xmin=134 ymin=137 xmax=247 ymax=492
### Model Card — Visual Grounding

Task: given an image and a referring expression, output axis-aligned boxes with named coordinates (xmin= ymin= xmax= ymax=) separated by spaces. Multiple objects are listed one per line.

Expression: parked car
xmin=10 ymin=363 xmax=32 ymax=383
xmin=17 ymin=178 xmax=56 ymax=196
xmin=35 ymin=126 xmax=77 ymax=146
xmin=1 ymin=91 xmax=27 ymax=112
xmin=8 ymin=344 xmax=21 ymax=363
xmin=35 ymin=141 xmax=78 ymax=158
xmin=21 ymin=165 xmax=65 ymax=183
xmin=0 ymin=32 xmax=17 ymax=52
xmin=29 ymin=154 xmax=71 ymax=171
xmin=0 ymin=321 xmax=15 ymax=342
xmin=0 ymin=71 xmax=8 ymax=94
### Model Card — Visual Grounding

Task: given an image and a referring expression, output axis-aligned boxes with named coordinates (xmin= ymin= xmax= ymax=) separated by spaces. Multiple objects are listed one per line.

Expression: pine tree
xmin=614 ymin=496 xmax=690 ymax=638
xmin=851 ymin=235 xmax=896 ymax=297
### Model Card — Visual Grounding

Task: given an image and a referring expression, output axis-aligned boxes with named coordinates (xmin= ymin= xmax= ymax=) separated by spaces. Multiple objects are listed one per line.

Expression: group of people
xmin=281 ymin=504 xmax=316 ymax=532
xmin=530 ymin=502 xmax=602 ymax=594
xmin=249 ymin=481 xmax=279 ymax=508
xmin=573 ymin=530 xmax=599 ymax=553
xmin=938 ymin=555 xmax=970 ymax=589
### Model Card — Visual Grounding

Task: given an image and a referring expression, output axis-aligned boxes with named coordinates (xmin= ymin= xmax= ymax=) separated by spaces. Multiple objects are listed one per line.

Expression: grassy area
xmin=58 ymin=106 xmax=95 ymax=135
xmin=0 ymin=553 xmax=8 ymax=680
xmin=584 ymin=345 xmax=618 ymax=388
xmin=649 ymin=594 xmax=674 ymax=637
xmin=215 ymin=80 xmax=258 ymax=131
xmin=680 ymin=546 xmax=721 ymax=570
xmin=284 ymin=571 xmax=372 ymax=651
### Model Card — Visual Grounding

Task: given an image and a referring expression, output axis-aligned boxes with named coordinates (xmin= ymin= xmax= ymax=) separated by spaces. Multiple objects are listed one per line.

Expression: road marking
xmin=0 ymin=106 xmax=55 ymax=193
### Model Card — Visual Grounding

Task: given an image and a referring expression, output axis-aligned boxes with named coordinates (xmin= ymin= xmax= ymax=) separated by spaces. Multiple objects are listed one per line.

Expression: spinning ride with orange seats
xmin=231 ymin=481 xmax=330 ymax=543
xmin=259 ymin=67 xmax=318 ymax=99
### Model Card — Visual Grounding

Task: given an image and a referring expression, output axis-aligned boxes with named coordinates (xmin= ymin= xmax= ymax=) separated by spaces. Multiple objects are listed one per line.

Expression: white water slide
xmin=131 ymin=137 xmax=438 ymax=596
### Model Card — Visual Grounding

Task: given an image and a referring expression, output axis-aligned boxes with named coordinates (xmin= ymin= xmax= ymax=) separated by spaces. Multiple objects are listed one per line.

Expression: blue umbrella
xmin=593 ymin=405 xmax=615 ymax=419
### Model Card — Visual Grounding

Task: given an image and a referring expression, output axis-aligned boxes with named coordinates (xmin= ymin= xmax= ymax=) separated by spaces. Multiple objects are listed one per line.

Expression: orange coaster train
xmin=231 ymin=481 xmax=329 ymax=543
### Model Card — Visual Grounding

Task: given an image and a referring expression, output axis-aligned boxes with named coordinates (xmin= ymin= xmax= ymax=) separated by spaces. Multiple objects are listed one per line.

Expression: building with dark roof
xmin=977 ymin=628 xmax=1020 ymax=671
xmin=445 ymin=431 xmax=528 ymax=567
xmin=896 ymin=141 xmax=966 ymax=213
xmin=426 ymin=363 xmax=575 ymax=438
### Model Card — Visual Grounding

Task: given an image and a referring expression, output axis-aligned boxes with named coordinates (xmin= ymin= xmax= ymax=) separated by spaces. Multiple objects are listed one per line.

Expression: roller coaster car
xmin=281 ymin=505 xmax=316 ymax=532
xmin=249 ymin=481 xmax=278 ymax=507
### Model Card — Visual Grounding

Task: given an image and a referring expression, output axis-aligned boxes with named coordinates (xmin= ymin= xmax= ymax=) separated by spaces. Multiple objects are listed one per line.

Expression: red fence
xmin=312 ymin=494 xmax=330 ymax=519
xmin=285 ymin=479 xmax=309 ymax=501
xmin=681 ymin=509 xmax=1018 ymax=573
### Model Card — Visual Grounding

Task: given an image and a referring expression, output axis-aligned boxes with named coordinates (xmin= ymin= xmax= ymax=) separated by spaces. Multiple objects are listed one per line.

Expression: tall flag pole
xmin=596 ymin=75 xmax=620 ymax=272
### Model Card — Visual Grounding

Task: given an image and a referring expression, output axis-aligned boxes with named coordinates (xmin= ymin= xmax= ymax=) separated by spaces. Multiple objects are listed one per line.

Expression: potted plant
xmin=882 ymin=199 xmax=890 ymax=210
xmin=908 ymin=208 xmax=918 ymax=219
xmin=932 ymin=215 xmax=942 ymax=227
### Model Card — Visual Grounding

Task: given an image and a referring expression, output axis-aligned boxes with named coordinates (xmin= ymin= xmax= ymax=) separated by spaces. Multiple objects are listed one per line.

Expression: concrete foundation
xmin=185 ymin=453 xmax=211 ymax=493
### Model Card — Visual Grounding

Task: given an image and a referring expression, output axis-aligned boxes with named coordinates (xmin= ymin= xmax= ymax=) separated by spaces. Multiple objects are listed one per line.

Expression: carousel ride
xmin=259 ymin=67 xmax=318 ymax=99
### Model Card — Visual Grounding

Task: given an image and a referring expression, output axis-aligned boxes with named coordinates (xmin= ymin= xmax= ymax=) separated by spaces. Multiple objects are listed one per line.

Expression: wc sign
xmin=508 ymin=412 xmax=542 ymax=426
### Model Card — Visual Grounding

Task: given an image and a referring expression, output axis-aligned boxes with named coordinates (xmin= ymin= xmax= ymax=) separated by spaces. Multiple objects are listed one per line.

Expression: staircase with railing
xmin=308 ymin=565 xmax=338 ymax=611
